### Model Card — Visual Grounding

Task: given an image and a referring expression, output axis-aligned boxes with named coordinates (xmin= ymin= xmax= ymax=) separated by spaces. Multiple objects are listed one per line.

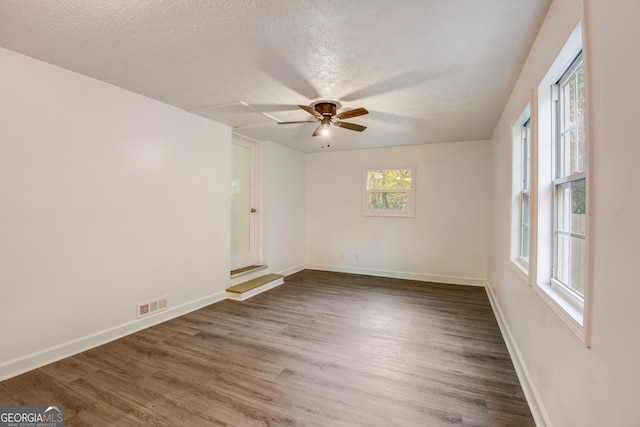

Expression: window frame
xmin=520 ymin=118 xmax=532 ymax=266
xmin=534 ymin=21 xmax=591 ymax=346
xmin=550 ymin=52 xmax=587 ymax=306
xmin=510 ymin=105 xmax=532 ymax=278
xmin=362 ymin=166 xmax=416 ymax=218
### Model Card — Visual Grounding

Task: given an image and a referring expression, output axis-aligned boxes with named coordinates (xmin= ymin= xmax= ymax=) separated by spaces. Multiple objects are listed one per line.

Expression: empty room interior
xmin=1 ymin=1 xmax=639 ymax=426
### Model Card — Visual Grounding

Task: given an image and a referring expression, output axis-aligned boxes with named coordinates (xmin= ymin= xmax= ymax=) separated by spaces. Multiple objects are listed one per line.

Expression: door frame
xmin=231 ymin=134 xmax=262 ymax=270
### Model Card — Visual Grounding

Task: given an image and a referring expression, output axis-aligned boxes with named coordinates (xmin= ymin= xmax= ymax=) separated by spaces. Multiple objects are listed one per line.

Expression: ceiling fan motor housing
xmin=314 ymin=102 xmax=337 ymax=116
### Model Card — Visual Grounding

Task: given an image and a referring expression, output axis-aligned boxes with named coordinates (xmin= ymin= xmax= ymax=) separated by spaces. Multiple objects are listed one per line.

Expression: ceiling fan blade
xmin=299 ymin=104 xmax=320 ymax=118
xmin=278 ymin=120 xmax=318 ymax=125
xmin=312 ymin=124 xmax=324 ymax=137
xmin=334 ymin=121 xmax=367 ymax=132
xmin=336 ymin=107 xmax=369 ymax=120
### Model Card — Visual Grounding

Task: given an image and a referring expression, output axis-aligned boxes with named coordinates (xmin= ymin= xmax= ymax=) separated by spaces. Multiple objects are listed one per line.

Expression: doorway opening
xmin=230 ymin=135 xmax=262 ymax=275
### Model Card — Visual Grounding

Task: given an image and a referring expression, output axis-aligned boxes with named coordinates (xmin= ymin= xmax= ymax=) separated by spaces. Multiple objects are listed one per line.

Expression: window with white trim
xmin=521 ymin=119 xmax=532 ymax=263
xmin=553 ymin=53 xmax=586 ymax=298
xmin=363 ymin=167 xmax=416 ymax=217
xmin=535 ymin=22 xmax=589 ymax=343
xmin=511 ymin=107 xmax=532 ymax=275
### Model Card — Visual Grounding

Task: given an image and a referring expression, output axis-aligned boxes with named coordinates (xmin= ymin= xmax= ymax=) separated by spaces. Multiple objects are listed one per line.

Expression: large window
xmin=521 ymin=118 xmax=532 ymax=263
xmin=363 ymin=167 xmax=416 ymax=217
xmin=511 ymin=106 xmax=531 ymax=276
xmin=535 ymin=22 xmax=589 ymax=343
xmin=553 ymin=53 xmax=586 ymax=298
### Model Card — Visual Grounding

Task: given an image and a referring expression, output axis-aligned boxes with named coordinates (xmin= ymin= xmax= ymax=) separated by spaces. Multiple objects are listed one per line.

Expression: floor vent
xmin=137 ymin=296 xmax=168 ymax=319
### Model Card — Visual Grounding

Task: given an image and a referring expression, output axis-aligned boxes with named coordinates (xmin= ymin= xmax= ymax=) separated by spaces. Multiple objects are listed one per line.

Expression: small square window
xmin=363 ymin=167 xmax=416 ymax=217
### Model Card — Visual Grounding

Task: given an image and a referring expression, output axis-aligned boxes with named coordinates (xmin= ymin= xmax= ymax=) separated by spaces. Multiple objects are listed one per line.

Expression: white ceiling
xmin=0 ymin=0 xmax=550 ymax=153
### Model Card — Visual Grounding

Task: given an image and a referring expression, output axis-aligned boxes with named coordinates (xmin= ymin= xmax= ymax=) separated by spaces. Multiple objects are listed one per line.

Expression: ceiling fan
xmin=277 ymin=101 xmax=368 ymax=136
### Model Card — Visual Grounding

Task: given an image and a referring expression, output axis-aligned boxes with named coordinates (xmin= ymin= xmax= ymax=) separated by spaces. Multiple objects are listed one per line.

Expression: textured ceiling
xmin=0 ymin=0 xmax=550 ymax=153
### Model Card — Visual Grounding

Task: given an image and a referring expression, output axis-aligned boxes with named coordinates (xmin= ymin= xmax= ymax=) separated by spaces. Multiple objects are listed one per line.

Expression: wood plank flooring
xmin=0 ymin=270 xmax=534 ymax=426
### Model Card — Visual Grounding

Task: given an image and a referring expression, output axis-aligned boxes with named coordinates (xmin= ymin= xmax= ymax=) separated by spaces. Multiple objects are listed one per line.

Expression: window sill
xmin=534 ymin=280 xmax=587 ymax=345
xmin=362 ymin=210 xmax=415 ymax=218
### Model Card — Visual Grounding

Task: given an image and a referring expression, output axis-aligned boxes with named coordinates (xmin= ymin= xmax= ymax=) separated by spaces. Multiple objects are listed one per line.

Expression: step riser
xmin=230 ymin=265 xmax=267 ymax=279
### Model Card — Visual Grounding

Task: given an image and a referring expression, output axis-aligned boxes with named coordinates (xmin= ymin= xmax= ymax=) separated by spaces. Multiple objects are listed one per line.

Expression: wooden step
xmin=226 ymin=273 xmax=284 ymax=301
xmin=230 ymin=264 xmax=267 ymax=278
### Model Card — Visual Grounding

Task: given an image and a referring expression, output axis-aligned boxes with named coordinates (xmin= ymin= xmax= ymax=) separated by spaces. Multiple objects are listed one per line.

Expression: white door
xmin=230 ymin=137 xmax=258 ymax=270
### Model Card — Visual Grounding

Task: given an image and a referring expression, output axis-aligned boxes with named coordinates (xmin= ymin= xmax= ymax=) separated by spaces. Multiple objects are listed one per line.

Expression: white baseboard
xmin=278 ymin=264 xmax=306 ymax=277
xmin=304 ymin=263 xmax=486 ymax=287
xmin=485 ymin=280 xmax=551 ymax=427
xmin=0 ymin=291 xmax=227 ymax=381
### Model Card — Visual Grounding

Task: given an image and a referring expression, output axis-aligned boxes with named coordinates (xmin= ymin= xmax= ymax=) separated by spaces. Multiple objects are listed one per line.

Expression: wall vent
xmin=137 ymin=296 xmax=168 ymax=319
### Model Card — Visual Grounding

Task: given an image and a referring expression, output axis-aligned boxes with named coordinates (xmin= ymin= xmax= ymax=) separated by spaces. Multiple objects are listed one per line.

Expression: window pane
xmin=522 ymin=124 xmax=531 ymax=191
xmin=576 ymin=64 xmax=587 ymax=171
xmin=521 ymin=192 xmax=530 ymax=261
xmin=578 ymin=120 xmax=587 ymax=172
xmin=521 ymin=227 xmax=530 ymax=260
xmin=558 ymin=61 xmax=586 ymax=178
xmin=555 ymin=233 xmax=570 ymax=285
xmin=570 ymin=236 xmax=586 ymax=297
xmin=553 ymin=234 xmax=586 ymax=298
xmin=522 ymin=192 xmax=530 ymax=226
xmin=521 ymin=225 xmax=530 ymax=260
xmin=368 ymin=192 xmax=409 ymax=210
xmin=367 ymin=169 xmax=412 ymax=191
xmin=554 ymin=237 xmax=587 ymax=300
xmin=570 ymin=126 xmax=578 ymax=174
xmin=556 ymin=183 xmax=571 ymax=233
xmin=559 ymin=79 xmax=572 ymax=177
xmin=571 ymin=179 xmax=586 ymax=236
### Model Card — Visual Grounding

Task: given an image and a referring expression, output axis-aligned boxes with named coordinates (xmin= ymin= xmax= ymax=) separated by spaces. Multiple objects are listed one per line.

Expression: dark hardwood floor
xmin=0 ymin=270 xmax=534 ymax=426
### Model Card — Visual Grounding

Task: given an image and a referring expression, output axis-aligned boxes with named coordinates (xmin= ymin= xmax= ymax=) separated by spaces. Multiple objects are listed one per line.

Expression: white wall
xmin=487 ymin=0 xmax=640 ymax=425
xmin=305 ymin=141 xmax=490 ymax=285
xmin=0 ymin=47 xmax=231 ymax=379
xmin=264 ymin=141 xmax=306 ymax=276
